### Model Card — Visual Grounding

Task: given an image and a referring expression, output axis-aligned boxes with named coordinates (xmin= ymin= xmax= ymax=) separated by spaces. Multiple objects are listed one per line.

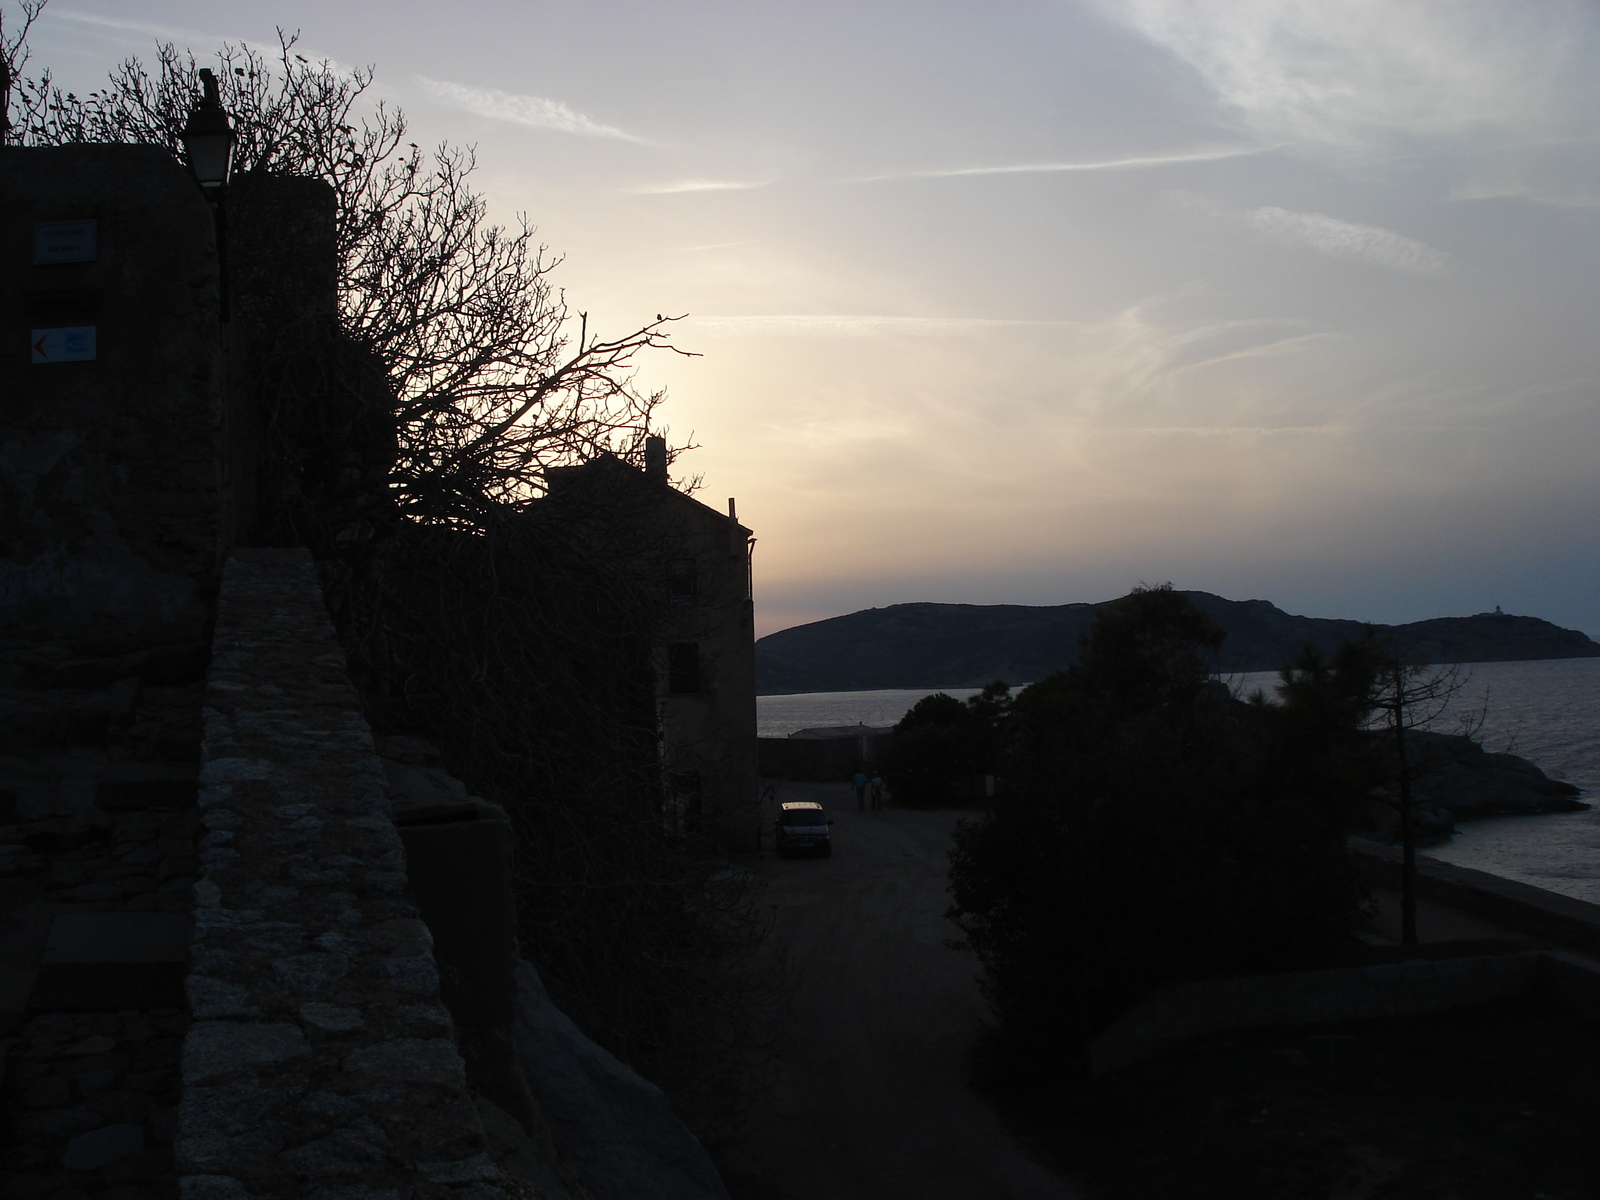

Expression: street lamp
xmin=181 ymin=68 xmax=235 ymax=322
xmin=180 ymin=68 xmax=236 ymax=188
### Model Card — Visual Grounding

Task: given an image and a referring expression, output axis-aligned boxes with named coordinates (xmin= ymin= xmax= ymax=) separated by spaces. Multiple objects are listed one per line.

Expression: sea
xmin=757 ymin=657 xmax=1600 ymax=904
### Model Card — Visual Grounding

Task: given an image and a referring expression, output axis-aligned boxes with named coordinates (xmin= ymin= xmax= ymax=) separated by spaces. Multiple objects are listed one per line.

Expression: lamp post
xmin=181 ymin=68 xmax=236 ymax=321
xmin=181 ymin=68 xmax=235 ymax=188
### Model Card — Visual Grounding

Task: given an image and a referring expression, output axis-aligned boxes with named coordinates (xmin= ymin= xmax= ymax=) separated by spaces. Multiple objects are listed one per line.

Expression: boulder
xmin=1362 ymin=731 xmax=1587 ymax=843
xmin=1403 ymin=731 xmax=1585 ymax=818
xmin=512 ymin=959 xmax=729 ymax=1200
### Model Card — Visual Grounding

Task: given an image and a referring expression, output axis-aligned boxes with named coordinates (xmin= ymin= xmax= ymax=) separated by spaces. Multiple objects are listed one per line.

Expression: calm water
xmin=757 ymin=658 xmax=1600 ymax=903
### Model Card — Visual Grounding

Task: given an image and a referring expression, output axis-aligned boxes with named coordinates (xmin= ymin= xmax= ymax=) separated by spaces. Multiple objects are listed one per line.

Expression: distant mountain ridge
xmin=755 ymin=593 xmax=1600 ymax=695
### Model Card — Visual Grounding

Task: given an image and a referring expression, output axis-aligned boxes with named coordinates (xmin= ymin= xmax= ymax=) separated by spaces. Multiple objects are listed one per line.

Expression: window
xmin=666 ymin=642 xmax=702 ymax=694
xmin=667 ymin=558 xmax=698 ymax=605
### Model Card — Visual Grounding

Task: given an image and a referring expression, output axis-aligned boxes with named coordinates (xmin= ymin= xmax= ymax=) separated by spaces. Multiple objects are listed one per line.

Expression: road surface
xmin=740 ymin=781 xmax=1075 ymax=1200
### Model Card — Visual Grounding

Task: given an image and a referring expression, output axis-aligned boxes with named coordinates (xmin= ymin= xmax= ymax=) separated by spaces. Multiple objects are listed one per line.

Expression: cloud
xmin=418 ymin=77 xmax=637 ymax=140
xmin=1244 ymin=206 xmax=1450 ymax=274
xmin=679 ymin=240 xmax=759 ymax=252
xmin=1101 ymin=0 xmax=1600 ymax=149
xmin=688 ymin=315 xmax=1079 ymax=337
xmin=854 ymin=145 xmax=1270 ymax=183
xmin=50 ymin=9 xmax=357 ymax=75
xmin=50 ymin=7 xmax=230 ymax=47
xmin=634 ymin=179 xmax=773 ymax=195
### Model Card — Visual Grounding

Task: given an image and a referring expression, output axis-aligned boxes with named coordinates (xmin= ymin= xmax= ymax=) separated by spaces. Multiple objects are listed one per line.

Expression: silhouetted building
xmin=545 ymin=441 xmax=760 ymax=848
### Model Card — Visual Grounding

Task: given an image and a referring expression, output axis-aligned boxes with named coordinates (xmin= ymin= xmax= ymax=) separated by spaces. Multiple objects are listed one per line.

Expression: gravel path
xmin=745 ymin=781 xmax=1074 ymax=1200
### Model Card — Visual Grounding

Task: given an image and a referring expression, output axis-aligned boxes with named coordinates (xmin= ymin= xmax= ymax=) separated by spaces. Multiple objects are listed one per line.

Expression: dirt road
xmin=742 ymin=781 xmax=1074 ymax=1200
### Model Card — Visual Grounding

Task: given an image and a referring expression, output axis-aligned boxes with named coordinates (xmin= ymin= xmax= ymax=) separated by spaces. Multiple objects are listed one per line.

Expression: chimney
xmin=644 ymin=436 xmax=668 ymax=485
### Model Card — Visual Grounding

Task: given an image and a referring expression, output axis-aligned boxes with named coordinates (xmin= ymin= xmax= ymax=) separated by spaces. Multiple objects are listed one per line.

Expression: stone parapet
xmin=1088 ymin=948 xmax=1600 ymax=1077
xmin=178 ymin=549 xmax=503 ymax=1199
xmin=1349 ymin=836 xmax=1600 ymax=957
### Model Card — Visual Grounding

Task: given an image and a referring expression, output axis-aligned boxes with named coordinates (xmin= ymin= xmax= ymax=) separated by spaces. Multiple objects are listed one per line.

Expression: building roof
xmin=542 ymin=451 xmax=752 ymax=536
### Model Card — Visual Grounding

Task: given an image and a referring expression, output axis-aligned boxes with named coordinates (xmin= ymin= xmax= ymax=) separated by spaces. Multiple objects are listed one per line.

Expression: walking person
xmin=853 ymin=770 xmax=868 ymax=812
xmin=870 ymin=773 xmax=884 ymax=811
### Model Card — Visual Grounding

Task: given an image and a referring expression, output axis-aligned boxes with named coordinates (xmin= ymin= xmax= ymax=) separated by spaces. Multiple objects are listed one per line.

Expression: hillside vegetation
xmin=756 ymin=593 xmax=1600 ymax=694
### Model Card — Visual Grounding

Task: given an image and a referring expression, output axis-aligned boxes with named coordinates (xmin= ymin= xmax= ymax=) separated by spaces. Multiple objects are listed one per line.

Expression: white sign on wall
xmin=31 ymin=327 xmax=97 ymax=363
xmin=33 ymin=220 xmax=98 ymax=265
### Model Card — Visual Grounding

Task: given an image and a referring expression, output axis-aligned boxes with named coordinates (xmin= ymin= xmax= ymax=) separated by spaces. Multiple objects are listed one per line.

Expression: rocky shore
xmin=1363 ymin=730 xmax=1587 ymax=845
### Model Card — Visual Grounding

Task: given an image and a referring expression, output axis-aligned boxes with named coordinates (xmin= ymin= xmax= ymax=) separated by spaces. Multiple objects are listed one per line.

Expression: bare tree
xmin=3 ymin=11 xmax=692 ymax=523
xmin=2 ymin=11 xmax=785 ymax=1149
xmin=1363 ymin=652 xmax=1481 ymax=943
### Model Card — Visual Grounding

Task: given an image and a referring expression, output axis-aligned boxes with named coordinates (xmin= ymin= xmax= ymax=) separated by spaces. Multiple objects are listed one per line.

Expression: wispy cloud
xmin=51 ymin=8 xmax=231 ymax=46
xmin=53 ymin=9 xmax=364 ymax=78
xmin=854 ymin=145 xmax=1270 ymax=184
xmin=689 ymin=315 xmax=1080 ymax=337
xmin=679 ymin=241 xmax=759 ymax=252
xmin=418 ymin=77 xmax=637 ymax=140
xmin=1101 ymin=0 xmax=1600 ymax=149
xmin=1245 ymin=206 xmax=1450 ymax=275
xmin=1102 ymin=425 xmax=1342 ymax=436
xmin=634 ymin=179 xmax=773 ymax=195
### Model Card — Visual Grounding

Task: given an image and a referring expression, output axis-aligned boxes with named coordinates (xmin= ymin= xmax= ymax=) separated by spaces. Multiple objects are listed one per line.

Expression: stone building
xmin=1 ymin=143 xmax=729 ymax=1198
xmin=2 ymin=145 xmax=233 ymax=653
xmin=544 ymin=438 xmax=760 ymax=851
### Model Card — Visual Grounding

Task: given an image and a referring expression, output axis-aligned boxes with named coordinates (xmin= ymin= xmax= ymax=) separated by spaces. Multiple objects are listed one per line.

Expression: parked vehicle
xmin=775 ymin=801 xmax=833 ymax=857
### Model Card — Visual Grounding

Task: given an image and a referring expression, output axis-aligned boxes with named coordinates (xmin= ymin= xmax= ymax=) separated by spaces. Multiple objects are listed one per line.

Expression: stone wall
xmin=178 ymin=549 xmax=507 ymax=1199
xmin=1086 ymin=848 xmax=1600 ymax=1077
xmin=0 ymin=146 xmax=228 ymax=650
xmin=1088 ymin=949 xmax=1600 ymax=1077
xmin=180 ymin=548 xmax=730 ymax=1200
xmin=1349 ymin=836 xmax=1600 ymax=957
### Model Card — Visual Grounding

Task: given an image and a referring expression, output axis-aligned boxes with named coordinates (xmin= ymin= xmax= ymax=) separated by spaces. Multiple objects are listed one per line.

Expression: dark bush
xmin=883 ymin=682 xmax=1010 ymax=807
xmin=947 ymin=585 xmax=1369 ymax=1077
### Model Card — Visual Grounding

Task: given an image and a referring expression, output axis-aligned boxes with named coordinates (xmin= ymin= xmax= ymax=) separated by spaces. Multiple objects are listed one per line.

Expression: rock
xmin=58 ymin=882 xmax=125 ymax=902
xmin=198 ymin=758 xmax=274 ymax=785
xmin=1401 ymin=732 xmax=1588 ymax=819
xmin=181 ymin=1021 xmax=310 ymax=1085
xmin=16 ymin=1107 xmax=106 ymax=1138
xmin=513 ymin=959 xmax=729 ymax=1200
xmin=280 ymin=1117 xmax=393 ymax=1178
xmin=83 ymin=1089 xmax=156 ymax=1124
xmin=22 ymin=1075 xmax=72 ymax=1108
xmin=273 ymin=952 xmax=350 ymax=991
xmin=186 ymin=977 xmax=259 ymax=1020
xmin=342 ymin=1037 xmax=466 ymax=1087
xmin=303 ymin=1187 xmax=409 ymax=1200
xmin=177 ymin=1175 xmax=250 ymax=1200
xmin=176 ymin=1129 xmax=285 ymax=1173
xmin=385 ymin=957 xmax=439 ymax=995
xmin=180 ymin=1081 xmax=285 ymax=1136
xmin=298 ymin=1002 xmax=363 ymax=1033
xmin=63 ymin=1122 xmax=144 ymax=1170
xmin=415 ymin=1154 xmax=499 ymax=1183
xmin=474 ymin=1094 xmax=574 ymax=1200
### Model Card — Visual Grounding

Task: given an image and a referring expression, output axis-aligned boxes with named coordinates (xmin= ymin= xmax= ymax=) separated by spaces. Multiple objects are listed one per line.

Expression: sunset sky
xmin=31 ymin=1 xmax=1600 ymax=637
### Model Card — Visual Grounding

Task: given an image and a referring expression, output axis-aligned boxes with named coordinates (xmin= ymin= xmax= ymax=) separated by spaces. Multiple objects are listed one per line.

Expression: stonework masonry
xmin=1 ymin=146 xmax=229 ymax=649
xmin=1 ymin=141 xmax=732 ymax=1200
xmin=179 ymin=549 xmax=507 ymax=1200
xmin=1350 ymin=835 xmax=1600 ymax=957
